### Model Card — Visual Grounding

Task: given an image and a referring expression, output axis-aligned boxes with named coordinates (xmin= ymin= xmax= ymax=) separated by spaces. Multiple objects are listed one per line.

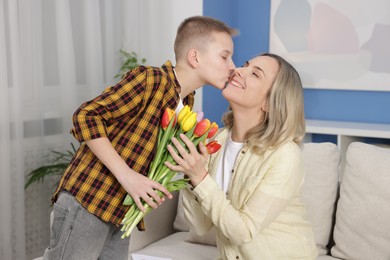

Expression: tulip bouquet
xmin=120 ymin=105 xmax=221 ymax=238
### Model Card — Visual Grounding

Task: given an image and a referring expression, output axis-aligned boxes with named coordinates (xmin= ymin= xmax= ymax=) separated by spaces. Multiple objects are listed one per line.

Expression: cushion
xmin=317 ymin=255 xmax=340 ymax=260
xmin=130 ymin=232 xmax=218 ymax=260
xmin=331 ymin=142 xmax=390 ymax=260
xmin=301 ymin=142 xmax=340 ymax=255
xmin=129 ymin=193 xmax=179 ymax=253
xmin=185 ymin=227 xmax=217 ymax=246
xmin=173 ymin=190 xmax=189 ymax=232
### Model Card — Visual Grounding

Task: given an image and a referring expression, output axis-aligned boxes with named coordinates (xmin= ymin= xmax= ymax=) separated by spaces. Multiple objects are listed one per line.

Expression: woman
xmin=165 ymin=53 xmax=318 ymax=259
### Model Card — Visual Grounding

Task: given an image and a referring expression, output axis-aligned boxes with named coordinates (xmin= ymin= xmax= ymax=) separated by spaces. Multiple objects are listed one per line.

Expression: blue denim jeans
xmin=43 ymin=192 xmax=130 ymax=260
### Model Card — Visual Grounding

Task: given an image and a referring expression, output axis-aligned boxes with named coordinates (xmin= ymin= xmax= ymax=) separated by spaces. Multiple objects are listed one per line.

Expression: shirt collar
xmin=161 ymin=60 xmax=195 ymax=107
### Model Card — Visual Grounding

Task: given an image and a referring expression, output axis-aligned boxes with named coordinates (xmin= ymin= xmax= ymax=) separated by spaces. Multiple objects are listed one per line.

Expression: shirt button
xmin=241 ymin=150 xmax=245 ymax=154
xmin=236 ymin=256 xmax=239 ymax=259
xmin=231 ymin=169 xmax=234 ymax=173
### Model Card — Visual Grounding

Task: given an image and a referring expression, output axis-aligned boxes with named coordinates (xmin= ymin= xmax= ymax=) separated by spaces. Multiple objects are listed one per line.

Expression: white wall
xmin=122 ymin=0 xmax=203 ymax=112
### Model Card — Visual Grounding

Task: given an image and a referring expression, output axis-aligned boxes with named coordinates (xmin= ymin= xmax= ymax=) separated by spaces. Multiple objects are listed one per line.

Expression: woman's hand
xmin=165 ymin=134 xmax=209 ymax=187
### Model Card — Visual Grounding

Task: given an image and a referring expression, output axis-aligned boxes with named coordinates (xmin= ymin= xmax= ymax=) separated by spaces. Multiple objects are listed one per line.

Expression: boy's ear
xmin=187 ymin=49 xmax=199 ymax=68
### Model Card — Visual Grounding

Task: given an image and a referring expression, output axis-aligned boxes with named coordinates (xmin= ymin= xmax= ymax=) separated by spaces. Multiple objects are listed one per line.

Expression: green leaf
xmin=24 ymin=143 xmax=78 ymax=189
xmin=115 ymin=49 xmax=146 ymax=79
xmin=24 ymin=163 xmax=69 ymax=189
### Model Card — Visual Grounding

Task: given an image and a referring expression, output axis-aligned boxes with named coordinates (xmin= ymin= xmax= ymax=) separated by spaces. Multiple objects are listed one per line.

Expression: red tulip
xmin=207 ymin=122 xmax=218 ymax=138
xmin=205 ymin=141 xmax=222 ymax=154
xmin=194 ymin=119 xmax=211 ymax=137
xmin=161 ymin=108 xmax=176 ymax=130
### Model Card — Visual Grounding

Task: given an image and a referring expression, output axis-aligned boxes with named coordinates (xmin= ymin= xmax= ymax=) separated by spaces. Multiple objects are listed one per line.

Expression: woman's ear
xmin=187 ymin=49 xmax=199 ymax=68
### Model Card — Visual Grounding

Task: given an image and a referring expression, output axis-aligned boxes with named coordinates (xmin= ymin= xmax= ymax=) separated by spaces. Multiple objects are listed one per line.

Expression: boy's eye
xmin=252 ymin=72 xmax=259 ymax=78
xmin=222 ymin=56 xmax=227 ymax=60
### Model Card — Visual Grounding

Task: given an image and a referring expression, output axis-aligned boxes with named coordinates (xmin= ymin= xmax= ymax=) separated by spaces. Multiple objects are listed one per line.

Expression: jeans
xmin=43 ymin=192 xmax=130 ymax=260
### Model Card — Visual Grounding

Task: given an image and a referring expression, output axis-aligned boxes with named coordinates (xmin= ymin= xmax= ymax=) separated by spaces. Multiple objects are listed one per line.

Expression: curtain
xmin=0 ymin=0 xmax=201 ymax=259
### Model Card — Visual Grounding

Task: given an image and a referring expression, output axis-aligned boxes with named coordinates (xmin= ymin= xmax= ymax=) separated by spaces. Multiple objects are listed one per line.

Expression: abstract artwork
xmin=270 ymin=0 xmax=390 ymax=91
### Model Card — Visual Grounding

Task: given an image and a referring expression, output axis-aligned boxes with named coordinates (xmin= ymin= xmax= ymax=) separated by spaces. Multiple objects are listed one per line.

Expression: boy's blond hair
xmin=174 ymin=16 xmax=237 ymax=62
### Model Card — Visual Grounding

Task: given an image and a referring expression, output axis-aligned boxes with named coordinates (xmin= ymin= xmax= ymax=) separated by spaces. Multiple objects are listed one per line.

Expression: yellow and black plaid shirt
xmin=53 ymin=60 xmax=194 ymax=226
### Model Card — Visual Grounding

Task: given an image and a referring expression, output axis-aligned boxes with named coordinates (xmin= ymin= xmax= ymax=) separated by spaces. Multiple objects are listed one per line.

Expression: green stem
xmin=156 ymin=166 xmax=173 ymax=184
xmin=120 ymin=178 xmax=190 ymax=239
xmin=149 ymin=128 xmax=164 ymax=172
xmin=149 ymin=118 xmax=175 ymax=179
xmin=122 ymin=207 xmax=150 ymax=238
xmin=192 ymin=127 xmax=212 ymax=148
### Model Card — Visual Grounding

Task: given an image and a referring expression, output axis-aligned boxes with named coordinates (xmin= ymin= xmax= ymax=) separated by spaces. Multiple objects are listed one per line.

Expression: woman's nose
xmin=234 ymin=68 xmax=243 ymax=78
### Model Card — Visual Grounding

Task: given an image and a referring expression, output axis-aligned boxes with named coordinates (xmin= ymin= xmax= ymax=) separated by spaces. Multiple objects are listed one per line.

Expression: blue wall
xmin=203 ymin=0 xmax=271 ymax=125
xmin=203 ymin=0 xmax=390 ymax=126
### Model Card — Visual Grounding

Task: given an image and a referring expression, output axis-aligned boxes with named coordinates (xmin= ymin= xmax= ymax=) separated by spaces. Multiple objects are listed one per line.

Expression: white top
xmin=215 ymin=132 xmax=244 ymax=193
xmin=175 ymin=96 xmax=184 ymax=114
xmin=173 ymin=68 xmax=184 ymax=114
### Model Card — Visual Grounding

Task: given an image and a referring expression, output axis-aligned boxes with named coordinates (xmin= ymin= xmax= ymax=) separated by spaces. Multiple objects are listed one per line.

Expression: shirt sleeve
xmin=182 ymin=187 xmax=214 ymax=236
xmin=190 ymin=143 xmax=304 ymax=246
xmin=71 ymin=67 xmax=147 ymax=142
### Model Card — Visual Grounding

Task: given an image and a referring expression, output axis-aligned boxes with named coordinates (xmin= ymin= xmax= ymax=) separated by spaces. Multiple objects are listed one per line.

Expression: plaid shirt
xmin=53 ymin=61 xmax=194 ymax=226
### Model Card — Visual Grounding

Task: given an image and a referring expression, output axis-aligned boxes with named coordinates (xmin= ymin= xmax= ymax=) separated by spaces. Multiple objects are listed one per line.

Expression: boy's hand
xmin=85 ymin=137 xmax=172 ymax=213
xmin=119 ymin=171 xmax=172 ymax=212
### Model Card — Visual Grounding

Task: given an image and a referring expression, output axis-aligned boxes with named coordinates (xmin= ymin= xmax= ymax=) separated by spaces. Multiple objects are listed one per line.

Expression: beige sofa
xmin=129 ymin=142 xmax=390 ymax=260
xmin=34 ymin=142 xmax=390 ymax=260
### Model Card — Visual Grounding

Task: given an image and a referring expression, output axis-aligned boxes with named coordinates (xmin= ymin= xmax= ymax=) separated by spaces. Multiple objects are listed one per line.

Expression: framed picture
xmin=269 ymin=0 xmax=390 ymax=91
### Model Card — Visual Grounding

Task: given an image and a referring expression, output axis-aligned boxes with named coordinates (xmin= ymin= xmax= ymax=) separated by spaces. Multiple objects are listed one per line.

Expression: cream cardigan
xmin=182 ymin=129 xmax=318 ymax=260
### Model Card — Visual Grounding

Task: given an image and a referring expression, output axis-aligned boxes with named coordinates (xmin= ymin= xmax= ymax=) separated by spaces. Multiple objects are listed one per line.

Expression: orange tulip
xmin=161 ymin=108 xmax=175 ymax=130
xmin=207 ymin=122 xmax=218 ymax=138
xmin=205 ymin=141 xmax=222 ymax=154
xmin=194 ymin=119 xmax=211 ymax=137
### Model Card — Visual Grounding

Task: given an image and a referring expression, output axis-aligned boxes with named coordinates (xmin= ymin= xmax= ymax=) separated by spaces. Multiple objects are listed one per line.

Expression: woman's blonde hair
xmin=222 ymin=53 xmax=305 ymax=154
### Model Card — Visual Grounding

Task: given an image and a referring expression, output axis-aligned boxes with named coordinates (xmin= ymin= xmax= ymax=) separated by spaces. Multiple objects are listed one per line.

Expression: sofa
xmin=128 ymin=142 xmax=390 ymax=260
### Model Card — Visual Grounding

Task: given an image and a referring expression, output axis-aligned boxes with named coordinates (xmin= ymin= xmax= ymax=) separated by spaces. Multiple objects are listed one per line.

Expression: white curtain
xmin=0 ymin=0 xmax=202 ymax=259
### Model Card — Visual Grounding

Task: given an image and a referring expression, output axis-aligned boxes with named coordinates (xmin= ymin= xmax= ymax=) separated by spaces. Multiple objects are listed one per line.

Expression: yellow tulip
xmin=181 ymin=112 xmax=197 ymax=132
xmin=177 ymin=105 xmax=191 ymax=125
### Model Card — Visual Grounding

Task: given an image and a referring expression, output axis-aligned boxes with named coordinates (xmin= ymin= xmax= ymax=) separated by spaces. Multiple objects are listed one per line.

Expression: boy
xmin=43 ymin=16 xmax=236 ymax=260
